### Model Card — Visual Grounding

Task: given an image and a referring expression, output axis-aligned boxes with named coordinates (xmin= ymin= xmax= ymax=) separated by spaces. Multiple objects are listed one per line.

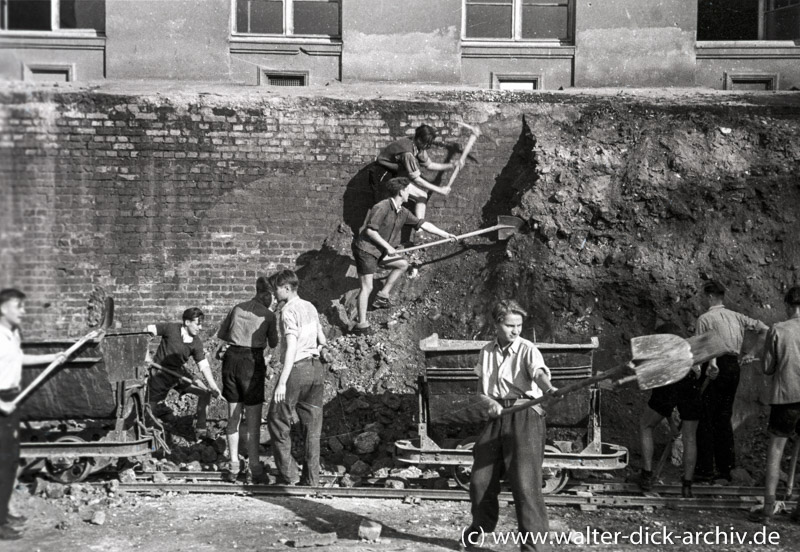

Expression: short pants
xmin=148 ymin=368 xmax=193 ymax=403
xmin=221 ymin=345 xmax=267 ymax=406
xmin=768 ymin=402 xmax=800 ymax=437
xmin=647 ymin=373 xmax=703 ymax=421
xmin=352 ymin=244 xmax=384 ymax=276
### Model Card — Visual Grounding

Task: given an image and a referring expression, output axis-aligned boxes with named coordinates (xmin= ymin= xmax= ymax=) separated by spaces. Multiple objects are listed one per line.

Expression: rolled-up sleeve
xmin=523 ymin=344 xmax=550 ymax=380
xmin=365 ymin=202 xmax=390 ymax=233
xmin=400 ymin=152 xmax=421 ymax=179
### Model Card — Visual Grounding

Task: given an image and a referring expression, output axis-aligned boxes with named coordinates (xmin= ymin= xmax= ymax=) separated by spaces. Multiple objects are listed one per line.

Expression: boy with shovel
xmin=0 ymin=288 xmax=67 ymax=540
xmin=461 ymin=299 xmax=558 ymax=552
xmin=374 ymin=124 xmax=464 ymax=221
xmin=350 ymin=177 xmax=456 ymax=335
xmin=146 ymin=307 xmax=222 ymax=439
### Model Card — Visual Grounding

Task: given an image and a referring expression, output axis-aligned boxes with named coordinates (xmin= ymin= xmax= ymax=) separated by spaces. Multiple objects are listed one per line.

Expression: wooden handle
xmin=392 ymin=224 xmax=505 ymax=256
xmin=149 ymin=362 xmax=209 ymax=392
xmin=12 ymin=329 xmax=103 ymax=406
xmin=446 ymin=133 xmax=479 ymax=188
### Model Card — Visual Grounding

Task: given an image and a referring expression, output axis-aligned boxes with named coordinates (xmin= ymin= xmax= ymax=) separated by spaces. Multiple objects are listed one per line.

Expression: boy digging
xmin=350 ymin=177 xmax=456 ymax=335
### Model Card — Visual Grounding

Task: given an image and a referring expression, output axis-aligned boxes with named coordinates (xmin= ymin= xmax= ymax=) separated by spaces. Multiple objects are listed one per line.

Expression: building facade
xmin=1 ymin=0 xmax=799 ymax=90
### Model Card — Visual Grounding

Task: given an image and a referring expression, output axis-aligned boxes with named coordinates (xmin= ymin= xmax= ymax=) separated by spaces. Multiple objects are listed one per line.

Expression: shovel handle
xmin=501 ymin=363 xmax=631 ymax=417
xmin=391 ymin=223 xmax=510 ymax=257
xmin=447 ymin=132 xmax=479 ymax=188
xmin=149 ymin=362 xmax=211 ymax=394
xmin=12 ymin=328 xmax=104 ymax=407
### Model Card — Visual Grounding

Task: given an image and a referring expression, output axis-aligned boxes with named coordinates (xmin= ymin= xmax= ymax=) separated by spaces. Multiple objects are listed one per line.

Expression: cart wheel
xmin=450 ymin=436 xmax=477 ymax=491
xmin=542 ymin=444 xmax=569 ymax=495
xmin=44 ymin=436 xmax=93 ymax=484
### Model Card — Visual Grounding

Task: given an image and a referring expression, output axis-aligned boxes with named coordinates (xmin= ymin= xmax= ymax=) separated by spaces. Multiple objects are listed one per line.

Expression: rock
xmin=550 ymin=519 xmax=570 ymax=533
xmin=90 ymin=511 xmax=106 ymax=526
xmin=382 ymin=393 xmax=402 ymax=410
xmin=730 ymin=468 xmax=755 ymax=486
xmin=186 ymin=461 xmax=202 ymax=472
xmin=349 ymin=460 xmax=371 ymax=476
xmin=201 ymin=446 xmax=218 ymax=463
xmin=390 ymin=466 xmax=422 ymax=479
xmin=292 ymin=532 xmax=337 ymax=548
xmin=358 ymin=520 xmax=382 ymax=541
xmin=384 ymin=478 xmax=405 ymax=489
xmin=353 ymin=431 xmax=380 ymax=454
xmin=327 ymin=437 xmax=344 ymax=454
xmin=152 ymin=472 xmax=169 ymax=484
xmin=44 ymin=482 xmax=65 ymax=499
xmin=118 ymin=468 xmax=137 ymax=484
xmin=339 ymin=474 xmax=356 ymax=488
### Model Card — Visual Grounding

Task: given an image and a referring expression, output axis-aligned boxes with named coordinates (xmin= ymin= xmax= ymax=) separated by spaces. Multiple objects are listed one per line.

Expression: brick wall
xmin=0 ymin=89 xmax=523 ymax=338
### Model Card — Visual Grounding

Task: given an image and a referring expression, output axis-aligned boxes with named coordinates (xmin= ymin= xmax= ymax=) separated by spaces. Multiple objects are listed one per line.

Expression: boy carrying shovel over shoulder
xmin=350 ymin=177 xmax=456 ymax=336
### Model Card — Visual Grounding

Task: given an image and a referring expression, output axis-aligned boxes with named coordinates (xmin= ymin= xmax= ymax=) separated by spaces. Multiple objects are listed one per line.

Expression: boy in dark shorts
xmin=749 ymin=286 xmax=800 ymax=524
xmin=638 ymin=323 xmax=702 ymax=497
xmin=146 ymin=307 xmax=222 ymax=437
xmin=350 ymin=177 xmax=456 ymax=335
xmin=374 ymin=124 xmax=463 ymax=221
xmin=216 ymin=277 xmax=278 ymax=483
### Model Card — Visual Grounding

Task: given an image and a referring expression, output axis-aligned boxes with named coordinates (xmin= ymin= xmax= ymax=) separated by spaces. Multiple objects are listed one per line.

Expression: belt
xmin=229 ymin=345 xmax=265 ymax=352
xmin=0 ymin=388 xmax=20 ymax=400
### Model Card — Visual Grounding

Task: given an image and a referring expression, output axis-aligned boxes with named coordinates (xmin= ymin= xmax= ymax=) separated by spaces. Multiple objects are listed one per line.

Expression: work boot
xmin=639 ymin=469 xmax=653 ymax=492
xmin=222 ymin=462 xmax=241 ymax=483
xmin=748 ymin=500 xmax=776 ymax=525
xmin=0 ymin=523 xmax=21 ymax=541
xmin=681 ymin=479 xmax=693 ymax=498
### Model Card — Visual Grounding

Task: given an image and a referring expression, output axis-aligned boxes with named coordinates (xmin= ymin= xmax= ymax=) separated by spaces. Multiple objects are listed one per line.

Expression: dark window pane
xmin=466 ymin=0 xmax=512 ymax=4
xmin=697 ymin=0 xmax=758 ymax=40
xmin=522 ymin=5 xmax=569 ymax=39
xmin=465 ymin=5 xmax=512 ymax=38
xmin=8 ymin=0 xmax=51 ymax=30
xmin=766 ymin=4 xmax=800 ymax=38
xmin=294 ymin=1 xmax=339 ymax=36
xmin=238 ymin=0 xmax=283 ymax=34
xmin=61 ymin=0 xmax=105 ymax=32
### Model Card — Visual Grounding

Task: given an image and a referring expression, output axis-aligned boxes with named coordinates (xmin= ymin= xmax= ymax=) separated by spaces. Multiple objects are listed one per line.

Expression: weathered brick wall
xmin=0 ymin=89 xmax=525 ymax=338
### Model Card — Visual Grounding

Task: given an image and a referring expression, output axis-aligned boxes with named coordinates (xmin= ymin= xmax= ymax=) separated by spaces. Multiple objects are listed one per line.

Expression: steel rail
xmin=114 ymin=480 xmax=795 ymax=511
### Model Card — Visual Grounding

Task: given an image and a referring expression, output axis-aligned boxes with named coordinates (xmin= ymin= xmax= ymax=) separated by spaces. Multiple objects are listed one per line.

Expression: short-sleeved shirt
xmin=474 ymin=337 xmax=551 ymax=414
xmin=764 ymin=316 xmax=800 ymax=405
xmin=376 ymin=138 xmax=432 ymax=179
xmin=280 ymin=296 xmax=321 ymax=364
xmin=0 ymin=324 xmax=23 ymax=391
xmin=152 ymin=323 xmax=205 ymax=370
xmin=353 ymin=197 xmax=425 ymax=258
xmin=696 ymin=305 xmax=768 ymax=355
xmin=217 ymin=298 xmax=278 ymax=350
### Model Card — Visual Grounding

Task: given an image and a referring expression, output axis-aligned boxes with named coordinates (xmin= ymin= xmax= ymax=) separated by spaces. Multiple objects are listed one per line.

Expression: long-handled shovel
xmin=4 ymin=297 xmax=114 ymax=413
xmin=148 ymin=361 xmax=221 ymax=398
xmin=387 ymin=216 xmax=523 ymax=259
xmin=445 ymin=122 xmax=481 ymax=189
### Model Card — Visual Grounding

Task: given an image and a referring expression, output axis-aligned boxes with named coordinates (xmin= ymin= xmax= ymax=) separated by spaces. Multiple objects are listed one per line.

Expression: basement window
xmin=0 ymin=0 xmax=105 ymax=33
xmin=492 ymin=73 xmax=541 ymax=90
xmin=258 ymin=70 xmax=307 ymax=86
xmin=464 ymin=0 xmax=574 ymax=42
xmin=697 ymin=0 xmax=800 ymax=40
xmin=25 ymin=63 xmax=74 ymax=82
xmin=235 ymin=0 xmax=340 ymax=37
xmin=724 ymin=72 xmax=780 ymax=90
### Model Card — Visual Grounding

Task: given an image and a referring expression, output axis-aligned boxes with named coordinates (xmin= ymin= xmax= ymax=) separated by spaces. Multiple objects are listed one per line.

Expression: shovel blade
xmin=686 ymin=332 xmax=728 ymax=365
xmin=100 ymin=297 xmax=115 ymax=331
xmin=633 ymin=355 xmax=695 ymax=390
xmin=630 ymin=334 xmax=690 ymax=361
xmin=496 ymin=216 xmax=524 ymax=240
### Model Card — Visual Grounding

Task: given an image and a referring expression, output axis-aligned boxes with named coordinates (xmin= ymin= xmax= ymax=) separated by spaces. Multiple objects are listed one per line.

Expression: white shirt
xmin=280 ymin=296 xmax=321 ymax=364
xmin=0 ymin=324 xmax=23 ymax=391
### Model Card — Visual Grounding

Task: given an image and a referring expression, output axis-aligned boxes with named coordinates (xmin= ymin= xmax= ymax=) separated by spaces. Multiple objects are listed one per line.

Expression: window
xmin=697 ymin=0 xmax=800 ymax=40
xmin=258 ymin=70 xmax=307 ymax=86
xmin=235 ymin=0 xmax=340 ymax=37
xmin=464 ymin=0 xmax=573 ymax=41
xmin=492 ymin=73 xmax=541 ymax=90
xmin=0 ymin=0 xmax=105 ymax=33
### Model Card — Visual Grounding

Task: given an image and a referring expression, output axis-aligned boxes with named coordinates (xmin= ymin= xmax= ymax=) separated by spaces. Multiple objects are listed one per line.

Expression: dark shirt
xmin=217 ymin=298 xmax=278 ymax=349
xmin=376 ymin=138 xmax=431 ymax=179
xmin=153 ymin=323 xmax=205 ymax=370
xmin=353 ymin=198 xmax=424 ymax=258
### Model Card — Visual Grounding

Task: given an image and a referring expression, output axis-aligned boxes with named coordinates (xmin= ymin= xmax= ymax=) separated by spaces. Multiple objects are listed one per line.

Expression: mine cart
xmin=394 ymin=334 xmax=628 ymax=494
xmin=18 ymin=333 xmax=164 ymax=483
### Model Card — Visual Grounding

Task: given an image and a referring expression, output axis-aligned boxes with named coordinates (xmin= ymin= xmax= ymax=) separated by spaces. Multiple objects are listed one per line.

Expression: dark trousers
xmin=267 ymin=358 xmax=324 ymax=486
xmin=469 ymin=407 xmax=549 ymax=552
xmin=697 ymin=354 xmax=740 ymax=478
xmin=0 ymin=389 xmax=21 ymax=526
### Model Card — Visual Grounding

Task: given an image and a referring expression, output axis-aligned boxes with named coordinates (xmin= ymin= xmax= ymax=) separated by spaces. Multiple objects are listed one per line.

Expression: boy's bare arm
xmin=412 ymin=175 xmax=452 ymax=196
xmin=533 ymin=368 xmax=558 ymax=395
xmin=365 ymin=228 xmax=398 ymax=256
xmin=419 ymin=222 xmax=456 ymax=241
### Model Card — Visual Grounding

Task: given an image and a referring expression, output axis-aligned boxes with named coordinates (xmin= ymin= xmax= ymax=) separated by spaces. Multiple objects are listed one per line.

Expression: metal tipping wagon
xmin=18 ymin=333 xmax=166 ymax=483
xmin=394 ymin=334 xmax=628 ymax=493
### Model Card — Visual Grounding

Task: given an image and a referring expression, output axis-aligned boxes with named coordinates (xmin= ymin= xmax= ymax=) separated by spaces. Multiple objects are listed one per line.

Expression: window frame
xmin=462 ymin=0 xmax=575 ymax=44
xmin=0 ymin=0 xmax=103 ymax=36
xmin=759 ymin=0 xmax=800 ymax=39
xmin=231 ymin=0 xmax=341 ymax=40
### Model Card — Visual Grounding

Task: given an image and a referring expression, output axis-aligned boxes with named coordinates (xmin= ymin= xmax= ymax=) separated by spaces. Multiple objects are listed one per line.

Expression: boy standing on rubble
xmin=462 ymin=299 xmax=558 ymax=552
xmin=749 ymin=286 xmax=800 ymax=524
xmin=146 ymin=307 xmax=222 ymax=438
xmin=350 ymin=177 xmax=456 ymax=335
xmin=374 ymin=124 xmax=463 ymax=220
xmin=216 ymin=276 xmax=278 ymax=484
xmin=0 ymin=289 xmax=67 ymax=540
xmin=267 ymin=270 xmax=329 ymax=486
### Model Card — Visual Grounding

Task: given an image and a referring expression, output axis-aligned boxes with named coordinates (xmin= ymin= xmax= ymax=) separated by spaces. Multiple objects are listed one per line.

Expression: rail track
xmin=107 ymin=472 xmax=796 ymax=512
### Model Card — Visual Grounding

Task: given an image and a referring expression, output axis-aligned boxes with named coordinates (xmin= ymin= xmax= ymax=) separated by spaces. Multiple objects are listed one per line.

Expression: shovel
xmin=148 ymin=361 xmax=220 ymax=398
xmin=4 ymin=297 xmax=114 ymax=413
xmin=387 ymin=216 xmax=523 ymax=259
